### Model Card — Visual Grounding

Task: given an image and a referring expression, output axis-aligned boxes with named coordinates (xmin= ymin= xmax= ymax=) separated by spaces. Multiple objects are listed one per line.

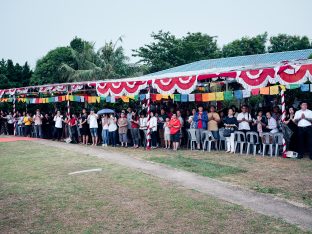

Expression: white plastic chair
xmin=234 ymin=131 xmax=246 ymax=154
xmin=262 ymin=132 xmax=274 ymax=157
xmin=218 ymin=128 xmax=227 ymax=151
xmin=246 ymin=131 xmax=260 ymax=156
xmin=202 ymin=130 xmax=216 ymax=152
xmin=273 ymin=132 xmax=284 ymax=157
xmin=187 ymin=129 xmax=197 ymax=150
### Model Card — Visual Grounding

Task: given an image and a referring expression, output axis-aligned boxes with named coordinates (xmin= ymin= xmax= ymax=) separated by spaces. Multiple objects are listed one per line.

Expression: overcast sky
xmin=1 ymin=0 xmax=312 ymax=68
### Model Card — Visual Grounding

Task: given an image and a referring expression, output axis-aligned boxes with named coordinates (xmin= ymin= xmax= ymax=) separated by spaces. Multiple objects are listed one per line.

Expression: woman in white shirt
xmin=101 ymin=114 xmax=109 ymax=146
xmin=149 ymin=111 xmax=158 ymax=148
xmin=108 ymin=114 xmax=117 ymax=147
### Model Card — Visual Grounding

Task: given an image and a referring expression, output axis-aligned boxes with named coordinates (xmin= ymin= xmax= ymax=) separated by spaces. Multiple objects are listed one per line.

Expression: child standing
xmin=163 ymin=117 xmax=171 ymax=149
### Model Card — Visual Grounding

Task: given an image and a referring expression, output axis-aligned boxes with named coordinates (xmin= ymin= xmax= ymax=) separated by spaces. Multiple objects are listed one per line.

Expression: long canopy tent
xmin=1 ymin=49 xmax=312 ymax=151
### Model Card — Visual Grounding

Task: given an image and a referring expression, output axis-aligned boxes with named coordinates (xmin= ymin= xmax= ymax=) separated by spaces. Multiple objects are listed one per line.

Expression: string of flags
xmin=0 ymin=84 xmax=311 ymax=104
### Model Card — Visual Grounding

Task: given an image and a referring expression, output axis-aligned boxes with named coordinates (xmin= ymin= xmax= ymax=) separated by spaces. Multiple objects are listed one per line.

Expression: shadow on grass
xmin=148 ymin=154 xmax=247 ymax=178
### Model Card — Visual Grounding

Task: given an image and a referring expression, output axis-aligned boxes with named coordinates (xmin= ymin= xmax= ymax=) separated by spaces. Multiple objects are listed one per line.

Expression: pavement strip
xmin=37 ymin=139 xmax=312 ymax=231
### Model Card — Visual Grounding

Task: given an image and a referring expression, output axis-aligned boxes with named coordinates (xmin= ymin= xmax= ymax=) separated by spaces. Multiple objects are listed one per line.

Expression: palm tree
xmin=60 ymin=38 xmax=104 ymax=81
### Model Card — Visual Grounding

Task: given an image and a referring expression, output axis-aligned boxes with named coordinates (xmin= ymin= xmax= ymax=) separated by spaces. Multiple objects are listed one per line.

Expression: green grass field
xmin=113 ymin=146 xmax=312 ymax=207
xmin=0 ymin=141 xmax=309 ymax=233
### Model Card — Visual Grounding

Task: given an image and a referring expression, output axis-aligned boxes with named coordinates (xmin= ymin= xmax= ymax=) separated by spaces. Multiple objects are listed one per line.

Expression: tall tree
xmin=222 ymin=33 xmax=268 ymax=57
xmin=98 ymin=37 xmax=141 ymax=78
xmin=268 ymin=34 xmax=312 ymax=53
xmin=59 ymin=37 xmax=103 ymax=82
xmin=133 ymin=31 xmax=221 ymax=73
xmin=31 ymin=47 xmax=76 ymax=85
xmin=0 ymin=59 xmax=32 ymax=89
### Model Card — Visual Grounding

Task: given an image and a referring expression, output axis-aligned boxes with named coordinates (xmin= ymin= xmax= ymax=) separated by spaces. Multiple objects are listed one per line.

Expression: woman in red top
xmin=130 ymin=111 xmax=140 ymax=148
xmin=169 ymin=113 xmax=181 ymax=151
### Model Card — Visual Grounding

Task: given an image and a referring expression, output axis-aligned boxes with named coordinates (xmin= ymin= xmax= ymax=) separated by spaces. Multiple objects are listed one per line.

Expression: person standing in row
xmin=149 ymin=111 xmax=158 ymax=149
xmin=117 ymin=112 xmax=128 ymax=147
xmin=33 ymin=109 xmax=43 ymax=138
xmin=108 ymin=114 xmax=117 ymax=147
xmin=53 ymin=111 xmax=63 ymax=141
xmin=80 ymin=109 xmax=89 ymax=145
xmin=163 ymin=117 xmax=171 ymax=149
xmin=169 ymin=113 xmax=181 ymax=151
xmin=68 ymin=114 xmax=78 ymax=143
xmin=284 ymin=107 xmax=298 ymax=152
xmin=139 ymin=112 xmax=147 ymax=147
xmin=294 ymin=102 xmax=312 ymax=160
xmin=223 ymin=108 xmax=238 ymax=153
xmin=130 ymin=111 xmax=140 ymax=148
xmin=42 ymin=113 xmax=52 ymax=139
xmin=193 ymin=106 xmax=208 ymax=150
xmin=208 ymin=105 xmax=221 ymax=140
xmin=23 ymin=113 xmax=32 ymax=137
xmin=88 ymin=110 xmax=98 ymax=146
xmin=101 ymin=114 xmax=109 ymax=147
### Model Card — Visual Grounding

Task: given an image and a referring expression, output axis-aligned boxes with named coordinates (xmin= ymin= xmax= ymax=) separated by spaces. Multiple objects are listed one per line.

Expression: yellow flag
xmin=270 ymin=86 xmax=279 ymax=95
xmin=279 ymin=85 xmax=286 ymax=91
xmin=208 ymin=93 xmax=216 ymax=101
xmin=215 ymin=92 xmax=224 ymax=101
xmin=121 ymin=96 xmax=129 ymax=102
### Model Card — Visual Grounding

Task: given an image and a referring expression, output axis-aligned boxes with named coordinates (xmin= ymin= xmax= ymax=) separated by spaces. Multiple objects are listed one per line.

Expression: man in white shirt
xmin=294 ymin=101 xmax=312 ymax=159
xmin=88 ymin=110 xmax=99 ymax=146
xmin=53 ymin=111 xmax=63 ymax=141
xmin=237 ymin=105 xmax=252 ymax=133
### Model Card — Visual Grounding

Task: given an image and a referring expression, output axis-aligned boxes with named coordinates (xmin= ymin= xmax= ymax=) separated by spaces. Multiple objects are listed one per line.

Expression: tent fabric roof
xmin=149 ymin=49 xmax=312 ymax=76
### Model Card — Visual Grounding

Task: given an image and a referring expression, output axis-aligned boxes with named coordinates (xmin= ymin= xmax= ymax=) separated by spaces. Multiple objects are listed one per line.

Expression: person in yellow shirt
xmin=23 ymin=113 xmax=33 ymax=137
xmin=208 ymin=105 xmax=221 ymax=141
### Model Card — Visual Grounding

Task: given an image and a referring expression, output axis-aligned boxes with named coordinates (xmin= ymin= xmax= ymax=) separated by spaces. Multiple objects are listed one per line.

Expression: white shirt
xmin=267 ymin=117 xmax=278 ymax=133
xmin=237 ymin=112 xmax=252 ymax=130
xmin=33 ymin=114 xmax=43 ymax=125
xmin=294 ymin=109 xmax=312 ymax=127
xmin=18 ymin=116 xmax=24 ymax=125
xmin=108 ymin=117 xmax=117 ymax=132
xmin=163 ymin=122 xmax=170 ymax=134
xmin=139 ymin=117 xmax=147 ymax=130
xmin=88 ymin=114 xmax=98 ymax=128
xmin=54 ymin=115 xmax=63 ymax=128
xmin=149 ymin=116 xmax=158 ymax=132
xmin=6 ymin=115 xmax=14 ymax=124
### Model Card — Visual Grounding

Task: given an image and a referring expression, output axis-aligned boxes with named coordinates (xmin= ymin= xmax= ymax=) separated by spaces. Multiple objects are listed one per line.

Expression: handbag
xmin=223 ymin=128 xmax=234 ymax=137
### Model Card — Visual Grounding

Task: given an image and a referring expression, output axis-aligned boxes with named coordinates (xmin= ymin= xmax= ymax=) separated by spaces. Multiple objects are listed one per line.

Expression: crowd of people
xmin=0 ymin=101 xmax=311 ymax=159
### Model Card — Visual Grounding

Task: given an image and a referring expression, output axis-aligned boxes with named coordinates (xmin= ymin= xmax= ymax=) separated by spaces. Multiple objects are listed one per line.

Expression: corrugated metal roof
xmin=148 ymin=49 xmax=312 ymax=76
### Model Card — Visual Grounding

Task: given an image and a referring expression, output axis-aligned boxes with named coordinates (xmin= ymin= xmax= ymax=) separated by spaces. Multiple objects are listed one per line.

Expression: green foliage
xmin=309 ymin=54 xmax=312 ymax=59
xmin=31 ymin=47 xmax=76 ymax=85
xmin=133 ymin=31 xmax=221 ymax=73
xmin=222 ymin=33 xmax=268 ymax=57
xmin=268 ymin=34 xmax=312 ymax=53
xmin=248 ymin=95 xmax=264 ymax=108
xmin=0 ymin=59 xmax=32 ymax=89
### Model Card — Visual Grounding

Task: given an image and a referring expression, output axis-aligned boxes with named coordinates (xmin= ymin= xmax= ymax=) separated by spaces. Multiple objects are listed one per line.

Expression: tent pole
xmin=146 ymin=86 xmax=151 ymax=150
xmin=281 ymin=88 xmax=287 ymax=158
xmin=13 ymin=95 xmax=16 ymax=135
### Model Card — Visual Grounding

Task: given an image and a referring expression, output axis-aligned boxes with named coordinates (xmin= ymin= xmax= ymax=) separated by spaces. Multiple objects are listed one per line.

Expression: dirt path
xmin=37 ymin=140 xmax=312 ymax=231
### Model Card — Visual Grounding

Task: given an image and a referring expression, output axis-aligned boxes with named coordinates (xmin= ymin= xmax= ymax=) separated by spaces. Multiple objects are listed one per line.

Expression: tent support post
xmin=281 ymin=89 xmax=287 ymax=158
xmin=146 ymin=86 xmax=151 ymax=150
xmin=13 ymin=95 xmax=16 ymax=135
